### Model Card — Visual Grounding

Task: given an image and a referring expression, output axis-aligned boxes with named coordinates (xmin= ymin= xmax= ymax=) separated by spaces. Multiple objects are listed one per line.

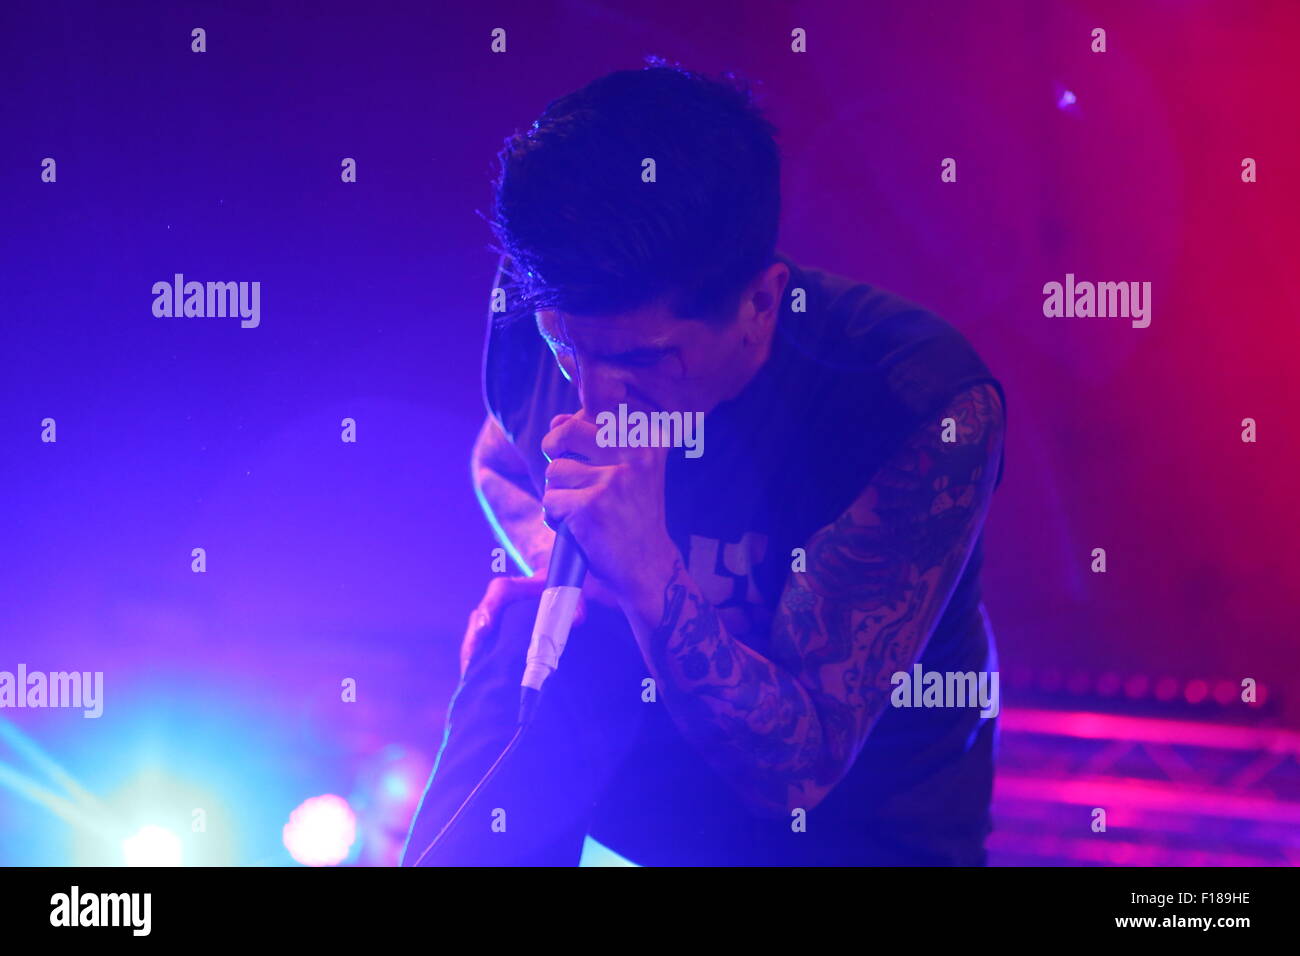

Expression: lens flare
xmin=123 ymin=825 xmax=183 ymax=866
xmin=282 ymin=794 xmax=356 ymax=866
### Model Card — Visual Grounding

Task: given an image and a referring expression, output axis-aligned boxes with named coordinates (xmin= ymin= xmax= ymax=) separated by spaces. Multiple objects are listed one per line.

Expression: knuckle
xmin=541 ymin=421 xmax=569 ymax=460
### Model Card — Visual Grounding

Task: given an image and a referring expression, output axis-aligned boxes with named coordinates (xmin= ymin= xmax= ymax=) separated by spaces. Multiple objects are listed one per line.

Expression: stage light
xmin=282 ymin=794 xmax=356 ymax=867
xmin=382 ymin=769 xmax=411 ymax=801
xmin=579 ymin=836 xmax=640 ymax=867
xmin=123 ymin=824 xmax=182 ymax=866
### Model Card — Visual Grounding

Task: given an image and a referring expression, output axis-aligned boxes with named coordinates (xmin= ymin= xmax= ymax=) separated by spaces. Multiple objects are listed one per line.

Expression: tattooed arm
xmin=619 ymin=382 xmax=1006 ymax=817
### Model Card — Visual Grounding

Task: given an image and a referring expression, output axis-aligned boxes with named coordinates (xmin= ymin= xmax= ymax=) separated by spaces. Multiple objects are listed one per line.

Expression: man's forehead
xmin=535 ymin=307 xmax=678 ymax=349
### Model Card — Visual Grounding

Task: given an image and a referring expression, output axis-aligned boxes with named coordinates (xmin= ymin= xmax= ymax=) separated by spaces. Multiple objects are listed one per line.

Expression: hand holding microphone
xmin=539 ymin=409 xmax=674 ymax=599
xmin=520 ymin=406 xmax=678 ymax=725
xmin=518 ymin=450 xmax=590 ymax=726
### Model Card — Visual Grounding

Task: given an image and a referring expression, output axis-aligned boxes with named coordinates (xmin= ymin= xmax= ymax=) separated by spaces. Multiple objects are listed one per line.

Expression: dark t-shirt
xmin=482 ymin=251 xmax=1006 ymax=865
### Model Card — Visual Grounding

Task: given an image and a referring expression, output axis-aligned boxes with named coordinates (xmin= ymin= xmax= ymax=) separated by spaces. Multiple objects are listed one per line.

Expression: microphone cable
xmin=409 ymin=713 xmax=536 ymax=867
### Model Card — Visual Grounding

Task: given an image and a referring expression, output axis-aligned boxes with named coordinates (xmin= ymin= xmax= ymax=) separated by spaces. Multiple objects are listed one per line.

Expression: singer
xmin=402 ymin=62 xmax=1007 ymax=866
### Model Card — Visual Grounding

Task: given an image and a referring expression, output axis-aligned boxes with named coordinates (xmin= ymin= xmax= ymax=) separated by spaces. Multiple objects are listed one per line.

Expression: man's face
xmin=535 ymin=301 xmax=756 ymax=419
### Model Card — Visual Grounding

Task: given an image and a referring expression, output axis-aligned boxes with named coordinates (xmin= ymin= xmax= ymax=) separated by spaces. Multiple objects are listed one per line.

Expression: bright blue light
xmin=123 ymin=825 xmax=182 ymax=866
xmin=0 ymin=675 xmax=324 ymax=866
xmin=579 ymin=835 xmax=640 ymax=867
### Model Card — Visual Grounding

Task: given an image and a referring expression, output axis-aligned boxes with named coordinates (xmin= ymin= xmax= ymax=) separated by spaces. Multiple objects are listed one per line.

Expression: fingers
xmin=484 ymin=573 xmax=547 ymax=604
xmin=542 ymin=413 xmax=616 ymax=466
xmin=541 ymin=420 xmax=611 ymax=532
xmin=459 ymin=574 xmax=549 ymax=676
xmin=460 ymin=603 xmax=494 ymax=677
xmin=543 ymin=455 xmax=601 ymax=490
xmin=539 ymin=485 xmax=592 ymax=532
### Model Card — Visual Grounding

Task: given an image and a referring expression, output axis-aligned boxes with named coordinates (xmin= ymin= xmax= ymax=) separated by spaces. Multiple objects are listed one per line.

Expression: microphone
xmin=518 ymin=518 xmax=588 ymax=727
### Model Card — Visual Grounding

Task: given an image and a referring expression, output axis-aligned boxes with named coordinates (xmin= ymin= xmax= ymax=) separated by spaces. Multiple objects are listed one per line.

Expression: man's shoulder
xmin=775 ymin=253 xmax=1000 ymax=422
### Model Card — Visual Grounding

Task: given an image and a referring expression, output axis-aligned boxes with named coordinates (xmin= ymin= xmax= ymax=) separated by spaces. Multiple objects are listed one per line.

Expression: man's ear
xmin=749 ymin=261 xmax=790 ymax=327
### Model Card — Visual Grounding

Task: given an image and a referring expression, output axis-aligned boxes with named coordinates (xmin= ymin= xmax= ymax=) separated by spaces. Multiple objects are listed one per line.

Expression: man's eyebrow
xmin=535 ymin=317 xmax=672 ymax=362
xmin=607 ymin=345 xmax=671 ymax=360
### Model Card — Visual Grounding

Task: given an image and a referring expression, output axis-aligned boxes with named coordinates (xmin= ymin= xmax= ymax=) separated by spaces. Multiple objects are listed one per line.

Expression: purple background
xmin=2 ymin=0 xmax=1296 ymax=865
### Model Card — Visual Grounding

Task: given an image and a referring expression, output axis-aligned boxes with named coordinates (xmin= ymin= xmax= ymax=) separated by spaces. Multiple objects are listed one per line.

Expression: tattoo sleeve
xmin=630 ymin=383 xmax=1006 ymax=817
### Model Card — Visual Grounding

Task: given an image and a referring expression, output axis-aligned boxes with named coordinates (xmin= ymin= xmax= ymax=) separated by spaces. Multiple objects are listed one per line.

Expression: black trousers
xmin=401 ymin=598 xmax=647 ymax=866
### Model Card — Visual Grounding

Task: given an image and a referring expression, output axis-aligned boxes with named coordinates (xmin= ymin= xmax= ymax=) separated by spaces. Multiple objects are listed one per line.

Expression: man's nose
xmin=574 ymin=361 xmax=628 ymax=416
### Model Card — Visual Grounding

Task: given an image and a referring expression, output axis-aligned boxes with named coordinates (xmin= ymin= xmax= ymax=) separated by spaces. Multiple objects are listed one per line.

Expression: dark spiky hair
xmin=488 ymin=59 xmax=781 ymax=323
